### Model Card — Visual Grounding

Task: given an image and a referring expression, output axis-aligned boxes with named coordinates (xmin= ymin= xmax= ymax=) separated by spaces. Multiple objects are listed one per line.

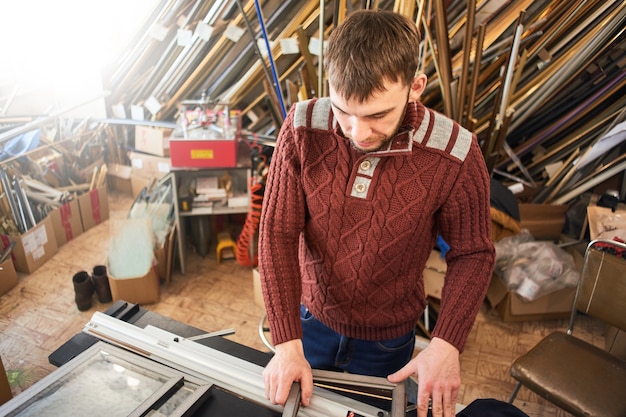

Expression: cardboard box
xmin=423 ymin=250 xmax=446 ymax=300
xmin=487 ymin=245 xmax=583 ymax=322
xmin=108 ymin=262 xmax=160 ymax=305
xmin=0 ymin=355 xmax=12 ymax=406
xmin=169 ymin=139 xmax=245 ymax=168
xmin=0 ymin=257 xmax=18 ymax=297
xmin=135 ymin=125 xmax=171 ymax=157
xmin=107 ymin=163 xmax=133 ymax=195
xmin=2 ymin=216 xmax=58 ymax=274
xmin=486 ymin=272 xmax=576 ymax=322
xmin=78 ymin=186 xmax=110 ymax=231
xmin=128 ymin=151 xmax=171 ymax=179
xmin=519 ymin=203 xmax=568 ymax=240
xmin=49 ymin=199 xmax=83 ymax=246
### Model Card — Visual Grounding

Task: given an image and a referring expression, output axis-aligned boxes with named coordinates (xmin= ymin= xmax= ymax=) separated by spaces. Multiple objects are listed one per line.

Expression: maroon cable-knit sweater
xmin=259 ymin=98 xmax=495 ymax=353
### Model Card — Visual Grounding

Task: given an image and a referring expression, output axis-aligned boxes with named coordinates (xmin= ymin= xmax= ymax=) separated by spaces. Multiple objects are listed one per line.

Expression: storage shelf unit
xmin=171 ymin=165 xmax=251 ymax=274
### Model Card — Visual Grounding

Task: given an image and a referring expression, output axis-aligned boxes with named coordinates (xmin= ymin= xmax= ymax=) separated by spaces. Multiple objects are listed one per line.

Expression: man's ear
xmin=409 ymin=73 xmax=428 ymax=101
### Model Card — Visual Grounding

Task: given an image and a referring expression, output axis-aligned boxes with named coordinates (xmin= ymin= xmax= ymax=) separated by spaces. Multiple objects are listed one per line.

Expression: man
xmin=258 ymin=10 xmax=495 ymax=417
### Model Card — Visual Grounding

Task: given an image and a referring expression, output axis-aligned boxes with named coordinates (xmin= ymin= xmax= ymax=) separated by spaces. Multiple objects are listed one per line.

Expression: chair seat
xmin=511 ymin=331 xmax=626 ymax=417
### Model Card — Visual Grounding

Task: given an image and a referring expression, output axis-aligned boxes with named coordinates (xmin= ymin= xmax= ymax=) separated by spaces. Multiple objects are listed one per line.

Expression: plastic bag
xmin=587 ymin=205 xmax=626 ymax=242
xmin=494 ymin=229 xmax=579 ymax=301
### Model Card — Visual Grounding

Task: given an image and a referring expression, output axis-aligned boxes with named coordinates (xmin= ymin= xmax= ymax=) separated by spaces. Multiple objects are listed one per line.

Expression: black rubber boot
xmin=73 ymin=271 xmax=94 ymax=311
xmin=92 ymin=265 xmax=112 ymax=303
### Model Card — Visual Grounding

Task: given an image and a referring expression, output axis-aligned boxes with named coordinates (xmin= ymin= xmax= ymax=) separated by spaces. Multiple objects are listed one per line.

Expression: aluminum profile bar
xmin=506 ymin=64 xmax=626 ymax=171
xmin=151 ymin=0 xmax=232 ymax=103
xmin=83 ymin=312 xmax=391 ymax=417
xmin=133 ymin=0 xmax=209 ymax=103
xmin=317 ymin=0 xmax=324 ymax=97
xmin=12 ymin=177 xmax=30 ymax=232
xmin=14 ymin=178 xmax=36 ymax=229
xmin=220 ymin=1 xmax=320 ymax=110
xmin=203 ymin=0 xmax=294 ymax=103
xmin=254 ymin=0 xmax=287 ymax=118
xmin=236 ymin=0 xmax=278 ymax=116
xmin=414 ymin=0 xmax=427 ymax=73
xmin=497 ymin=12 xmax=524 ymax=130
xmin=509 ymin=2 xmax=626 ymax=133
xmin=296 ymin=27 xmax=319 ymax=96
xmin=553 ymin=158 xmax=626 ymax=205
xmin=455 ymin=0 xmax=476 ymax=123
xmin=433 ymin=0 xmax=454 ymax=118
xmin=312 ymin=369 xmax=407 ymax=417
xmin=524 ymin=0 xmax=588 ymax=63
xmin=466 ymin=23 xmax=486 ymax=131
xmin=282 ymin=382 xmax=302 ymax=417
xmin=108 ymin=0 xmax=183 ymax=92
xmin=0 ymin=169 xmax=23 ymax=233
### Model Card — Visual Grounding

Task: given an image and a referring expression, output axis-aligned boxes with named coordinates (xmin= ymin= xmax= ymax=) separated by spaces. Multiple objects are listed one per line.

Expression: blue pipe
xmin=253 ymin=0 xmax=287 ymax=119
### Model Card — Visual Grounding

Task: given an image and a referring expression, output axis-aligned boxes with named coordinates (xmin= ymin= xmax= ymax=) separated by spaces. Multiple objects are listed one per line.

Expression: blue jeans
xmin=300 ymin=305 xmax=415 ymax=377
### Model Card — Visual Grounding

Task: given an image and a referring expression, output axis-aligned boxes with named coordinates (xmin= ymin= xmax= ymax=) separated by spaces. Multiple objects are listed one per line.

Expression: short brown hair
xmin=324 ymin=10 xmax=421 ymax=103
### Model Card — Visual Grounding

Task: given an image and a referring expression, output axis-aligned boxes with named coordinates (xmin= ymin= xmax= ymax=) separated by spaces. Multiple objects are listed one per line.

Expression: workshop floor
xmin=0 ymin=190 xmax=604 ymax=417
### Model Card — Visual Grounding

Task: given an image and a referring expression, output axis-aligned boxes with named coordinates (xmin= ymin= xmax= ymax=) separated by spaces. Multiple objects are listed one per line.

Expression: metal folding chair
xmin=508 ymin=239 xmax=626 ymax=416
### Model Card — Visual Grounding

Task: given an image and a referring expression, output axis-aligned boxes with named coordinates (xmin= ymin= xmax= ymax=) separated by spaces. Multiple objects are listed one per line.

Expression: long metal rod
xmin=209 ymin=1 xmax=322 ymax=115
xmin=139 ymin=0 xmax=210 ymax=102
xmin=433 ymin=0 xmax=454 ymax=118
xmin=235 ymin=0 xmax=282 ymax=116
xmin=201 ymin=2 xmax=293 ymax=101
xmin=553 ymin=159 xmax=626 ymax=205
xmin=162 ymin=2 xmax=238 ymax=100
xmin=318 ymin=0 xmax=325 ymax=97
xmin=524 ymin=0 xmax=589 ymax=62
xmin=498 ymin=7 xmax=626 ymax=168
xmin=466 ymin=23 xmax=485 ymax=130
xmin=312 ymin=369 xmax=407 ymax=417
xmin=509 ymin=3 xmax=626 ymax=133
xmin=254 ymin=0 xmax=287 ymax=118
xmin=0 ymin=169 xmax=23 ymax=233
xmin=497 ymin=12 xmax=524 ymax=129
xmin=525 ymin=105 xmax=622 ymax=176
xmin=507 ymin=68 xmax=626 ymax=169
xmin=531 ymin=147 xmax=580 ymax=204
xmin=455 ymin=0 xmax=475 ymax=123
xmin=12 ymin=177 xmax=30 ymax=232
xmin=15 ymin=178 xmax=36 ymax=228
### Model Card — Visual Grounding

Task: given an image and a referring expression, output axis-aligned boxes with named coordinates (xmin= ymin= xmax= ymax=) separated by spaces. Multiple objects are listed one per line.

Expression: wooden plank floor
xmin=0 ymin=190 xmax=606 ymax=416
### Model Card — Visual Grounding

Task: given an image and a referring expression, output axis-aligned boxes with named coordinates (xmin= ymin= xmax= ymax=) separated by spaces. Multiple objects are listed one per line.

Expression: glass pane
xmin=12 ymin=349 xmax=171 ymax=417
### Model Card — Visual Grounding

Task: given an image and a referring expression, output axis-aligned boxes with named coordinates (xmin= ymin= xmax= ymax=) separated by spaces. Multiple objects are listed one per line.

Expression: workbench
xmin=0 ymin=301 xmax=417 ymax=417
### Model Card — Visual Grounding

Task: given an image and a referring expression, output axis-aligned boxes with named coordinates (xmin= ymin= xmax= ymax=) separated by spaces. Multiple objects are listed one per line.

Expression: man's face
xmin=329 ymin=80 xmax=410 ymax=153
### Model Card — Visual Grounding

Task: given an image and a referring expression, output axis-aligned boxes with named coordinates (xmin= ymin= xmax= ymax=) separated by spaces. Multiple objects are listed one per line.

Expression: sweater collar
xmin=332 ymin=100 xmax=425 ymax=154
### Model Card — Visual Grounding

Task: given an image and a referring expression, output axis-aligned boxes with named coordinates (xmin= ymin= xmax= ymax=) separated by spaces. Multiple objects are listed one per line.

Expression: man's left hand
xmin=387 ymin=337 xmax=460 ymax=417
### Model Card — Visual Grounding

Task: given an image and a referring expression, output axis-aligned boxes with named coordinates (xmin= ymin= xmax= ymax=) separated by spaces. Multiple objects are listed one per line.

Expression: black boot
xmin=73 ymin=271 xmax=94 ymax=311
xmin=92 ymin=265 xmax=112 ymax=303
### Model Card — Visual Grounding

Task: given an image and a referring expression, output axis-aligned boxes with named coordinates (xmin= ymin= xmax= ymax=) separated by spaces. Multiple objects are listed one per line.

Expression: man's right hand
xmin=262 ymin=339 xmax=314 ymax=407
